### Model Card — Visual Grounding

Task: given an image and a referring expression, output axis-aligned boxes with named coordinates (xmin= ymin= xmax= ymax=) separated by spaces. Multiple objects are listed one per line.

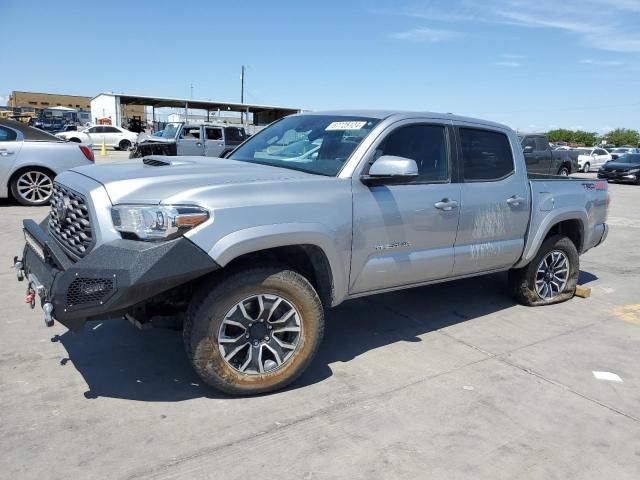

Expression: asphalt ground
xmin=1 ymin=159 xmax=639 ymax=479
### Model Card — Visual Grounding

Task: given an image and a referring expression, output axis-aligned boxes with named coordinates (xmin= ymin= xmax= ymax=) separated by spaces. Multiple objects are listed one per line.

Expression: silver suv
xmin=131 ymin=122 xmax=247 ymax=158
xmin=16 ymin=111 xmax=608 ymax=395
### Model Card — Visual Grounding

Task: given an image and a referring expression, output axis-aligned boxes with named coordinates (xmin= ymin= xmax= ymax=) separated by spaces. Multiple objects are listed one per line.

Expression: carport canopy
xmin=114 ymin=93 xmax=300 ymax=125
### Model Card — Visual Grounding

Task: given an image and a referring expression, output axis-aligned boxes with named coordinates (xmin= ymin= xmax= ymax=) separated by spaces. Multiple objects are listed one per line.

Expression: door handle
xmin=434 ymin=199 xmax=458 ymax=211
xmin=506 ymin=195 xmax=525 ymax=206
xmin=196 ymin=142 xmax=202 ymax=147
xmin=0 ymin=150 xmax=14 ymax=156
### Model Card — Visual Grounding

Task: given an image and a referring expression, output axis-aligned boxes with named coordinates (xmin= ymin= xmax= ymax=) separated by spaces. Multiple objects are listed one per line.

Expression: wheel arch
xmin=205 ymin=224 xmax=349 ymax=307
xmin=8 ymin=164 xmax=57 ymax=194
xmin=515 ymin=210 xmax=587 ymax=268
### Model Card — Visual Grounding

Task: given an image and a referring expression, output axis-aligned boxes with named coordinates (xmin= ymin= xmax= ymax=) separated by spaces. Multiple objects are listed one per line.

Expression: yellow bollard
xmin=101 ymin=137 xmax=107 ymax=157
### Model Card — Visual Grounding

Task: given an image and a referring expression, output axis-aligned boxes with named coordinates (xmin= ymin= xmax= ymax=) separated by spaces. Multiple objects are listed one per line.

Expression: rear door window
xmin=534 ymin=137 xmax=549 ymax=151
xmin=0 ymin=126 xmax=18 ymax=142
xmin=460 ymin=128 xmax=514 ymax=181
xmin=205 ymin=127 xmax=223 ymax=140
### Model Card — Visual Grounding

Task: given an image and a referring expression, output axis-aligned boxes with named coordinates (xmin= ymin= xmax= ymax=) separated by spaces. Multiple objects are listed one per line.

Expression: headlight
xmin=111 ymin=205 xmax=209 ymax=241
xmin=628 ymin=168 xmax=640 ymax=174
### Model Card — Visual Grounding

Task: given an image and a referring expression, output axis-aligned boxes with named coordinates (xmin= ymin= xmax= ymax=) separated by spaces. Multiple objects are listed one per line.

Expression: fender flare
xmin=514 ymin=208 xmax=587 ymax=268
xmin=208 ymin=223 xmax=349 ymax=305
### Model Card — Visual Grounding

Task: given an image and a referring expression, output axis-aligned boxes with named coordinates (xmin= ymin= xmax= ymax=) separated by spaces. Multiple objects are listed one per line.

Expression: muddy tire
xmin=183 ymin=265 xmax=324 ymax=395
xmin=508 ymin=234 xmax=579 ymax=306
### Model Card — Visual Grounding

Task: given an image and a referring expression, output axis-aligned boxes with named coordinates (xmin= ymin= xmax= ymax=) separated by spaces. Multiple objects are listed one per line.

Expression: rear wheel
xmin=10 ymin=169 xmax=55 ymax=206
xmin=508 ymin=235 xmax=579 ymax=306
xmin=582 ymin=162 xmax=590 ymax=173
xmin=183 ymin=265 xmax=324 ymax=395
xmin=558 ymin=165 xmax=570 ymax=176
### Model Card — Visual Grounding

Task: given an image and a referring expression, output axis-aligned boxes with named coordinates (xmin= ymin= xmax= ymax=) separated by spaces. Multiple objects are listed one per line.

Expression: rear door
xmin=204 ymin=127 xmax=225 ymax=157
xmin=453 ymin=125 xmax=530 ymax=275
xmin=534 ymin=136 xmax=553 ymax=174
xmin=350 ymin=120 xmax=461 ymax=294
xmin=594 ymin=148 xmax=609 ymax=168
xmin=102 ymin=126 xmax=121 ymax=146
xmin=522 ymin=136 xmax=541 ymax=173
xmin=177 ymin=126 xmax=205 ymax=155
xmin=0 ymin=126 xmax=22 ymax=188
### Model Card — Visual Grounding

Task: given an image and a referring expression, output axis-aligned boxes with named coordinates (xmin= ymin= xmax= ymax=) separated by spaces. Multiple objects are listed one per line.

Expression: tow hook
xmin=14 ymin=256 xmax=24 ymax=282
xmin=43 ymin=303 xmax=54 ymax=328
xmin=25 ymin=286 xmax=36 ymax=309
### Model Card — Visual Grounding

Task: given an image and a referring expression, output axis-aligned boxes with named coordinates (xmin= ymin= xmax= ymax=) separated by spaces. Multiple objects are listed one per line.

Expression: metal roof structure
xmin=93 ymin=93 xmax=299 ymax=116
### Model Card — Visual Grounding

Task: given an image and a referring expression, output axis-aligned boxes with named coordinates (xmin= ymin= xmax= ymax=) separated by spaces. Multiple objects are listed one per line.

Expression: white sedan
xmin=56 ymin=125 xmax=139 ymax=151
xmin=574 ymin=147 xmax=611 ymax=172
xmin=0 ymin=119 xmax=94 ymax=206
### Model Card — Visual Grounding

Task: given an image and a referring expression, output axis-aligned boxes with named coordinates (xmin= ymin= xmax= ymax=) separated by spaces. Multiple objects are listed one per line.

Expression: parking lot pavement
xmin=1 ymin=181 xmax=639 ymax=480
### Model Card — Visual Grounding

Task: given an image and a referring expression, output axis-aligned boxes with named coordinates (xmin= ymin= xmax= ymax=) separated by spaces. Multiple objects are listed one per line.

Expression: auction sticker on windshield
xmin=325 ymin=121 xmax=367 ymax=131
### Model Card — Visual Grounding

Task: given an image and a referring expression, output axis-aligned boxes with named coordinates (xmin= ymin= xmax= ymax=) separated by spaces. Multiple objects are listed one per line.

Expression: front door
xmin=177 ymin=126 xmax=205 ymax=155
xmin=453 ymin=126 xmax=530 ymax=275
xmin=204 ymin=127 xmax=225 ymax=157
xmin=350 ymin=122 xmax=461 ymax=294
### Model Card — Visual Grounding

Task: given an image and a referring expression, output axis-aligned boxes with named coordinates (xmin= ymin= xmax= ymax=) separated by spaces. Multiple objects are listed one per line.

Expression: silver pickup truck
xmin=15 ymin=110 xmax=609 ymax=395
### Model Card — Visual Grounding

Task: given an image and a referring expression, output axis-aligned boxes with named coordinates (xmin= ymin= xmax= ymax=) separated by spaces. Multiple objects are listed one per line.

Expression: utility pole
xmin=240 ymin=65 xmax=245 ymax=124
xmin=190 ymin=83 xmax=194 ymax=99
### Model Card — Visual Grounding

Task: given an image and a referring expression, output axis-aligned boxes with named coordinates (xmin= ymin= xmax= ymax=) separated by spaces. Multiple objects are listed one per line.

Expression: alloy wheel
xmin=16 ymin=171 xmax=53 ymax=204
xmin=535 ymin=250 xmax=569 ymax=299
xmin=218 ymin=294 xmax=303 ymax=374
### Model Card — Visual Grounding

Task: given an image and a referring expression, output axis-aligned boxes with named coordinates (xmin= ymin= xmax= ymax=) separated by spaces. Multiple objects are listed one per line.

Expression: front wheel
xmin=183 ymin=266 xmax=325 ymax=395
xmin=119 ymin=139 xmax=132 ymax=151
xmin=508 ymin=234 xmax=579 ymax=306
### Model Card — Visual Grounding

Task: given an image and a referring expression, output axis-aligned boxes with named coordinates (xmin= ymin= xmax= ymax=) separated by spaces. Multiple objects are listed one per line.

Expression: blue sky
xmin=3 ymin=0 xmax=640 ymax=133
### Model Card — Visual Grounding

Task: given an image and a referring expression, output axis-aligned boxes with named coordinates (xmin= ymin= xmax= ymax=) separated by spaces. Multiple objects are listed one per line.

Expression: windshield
xmin=615 ymin=154 xmax=640 ymax=164
xmin=227 ymin=115 xmax=380 ymax=176
xmin=611 ymin=148 xmax=630 ymax=153
xmin=160 ymin=123 xmax=181 ymax=139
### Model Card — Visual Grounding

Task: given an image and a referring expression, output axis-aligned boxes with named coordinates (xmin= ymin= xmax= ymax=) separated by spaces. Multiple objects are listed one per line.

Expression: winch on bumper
xmin=15 ymin=218 xmax=219 ymax=331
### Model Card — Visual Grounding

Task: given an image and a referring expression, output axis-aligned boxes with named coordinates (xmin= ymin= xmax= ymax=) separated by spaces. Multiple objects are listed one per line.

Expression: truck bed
xmin=515 ymin=175 xmax=608 ymax=267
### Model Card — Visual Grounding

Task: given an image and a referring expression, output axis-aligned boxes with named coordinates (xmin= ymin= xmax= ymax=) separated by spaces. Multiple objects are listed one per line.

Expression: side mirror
xmin=361 ymin=155 xmax=418 ymax=186
xmin=523 ymin=145 xmax=534 ymax=154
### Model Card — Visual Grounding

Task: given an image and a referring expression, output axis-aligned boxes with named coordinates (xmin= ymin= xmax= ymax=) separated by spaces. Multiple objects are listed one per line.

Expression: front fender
xmin=208 ymin=223 xmax=349 ymax=306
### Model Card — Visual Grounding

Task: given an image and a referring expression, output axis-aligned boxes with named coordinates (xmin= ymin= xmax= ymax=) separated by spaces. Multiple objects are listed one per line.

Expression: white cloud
xmin=493 ymin=61 xmax=521 ymax=67
xmin=390 ymin=27 xmax=462 ymax=43
xmin=387 ymin=0 xmax=640 ymax=53
xmin=580 ymin=59 xmax=625 ymax=66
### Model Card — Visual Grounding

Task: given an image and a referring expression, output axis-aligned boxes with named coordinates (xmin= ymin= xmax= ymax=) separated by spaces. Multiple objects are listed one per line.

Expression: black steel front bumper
xmin=17 ymin=219 xmax=219 ymax=331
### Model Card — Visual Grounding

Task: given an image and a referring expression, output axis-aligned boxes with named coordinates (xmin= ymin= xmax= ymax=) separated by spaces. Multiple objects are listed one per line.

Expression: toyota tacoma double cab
xmin=15 ymin=111 xmax=609 ymax=395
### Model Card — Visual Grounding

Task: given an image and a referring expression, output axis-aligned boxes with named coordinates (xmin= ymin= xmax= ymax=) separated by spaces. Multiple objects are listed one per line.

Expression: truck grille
xmin=49 ymin=183 xmax=94 ymax=258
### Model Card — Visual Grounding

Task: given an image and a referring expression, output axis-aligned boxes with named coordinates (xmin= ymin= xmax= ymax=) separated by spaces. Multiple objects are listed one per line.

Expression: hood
xmin=601 ymin=161 xmax=640 ymax=171
xmin=70 ymin=156 xmax=320 ymax=204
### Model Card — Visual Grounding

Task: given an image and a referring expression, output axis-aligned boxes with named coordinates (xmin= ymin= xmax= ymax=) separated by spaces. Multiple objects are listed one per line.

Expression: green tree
xmin=606 ymin=128 xmax=640 ymax=147
xmin=547 ymin=129 xmax=575 ymax=143
xmin=572 ymin=130 xmax=598 ymax=146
